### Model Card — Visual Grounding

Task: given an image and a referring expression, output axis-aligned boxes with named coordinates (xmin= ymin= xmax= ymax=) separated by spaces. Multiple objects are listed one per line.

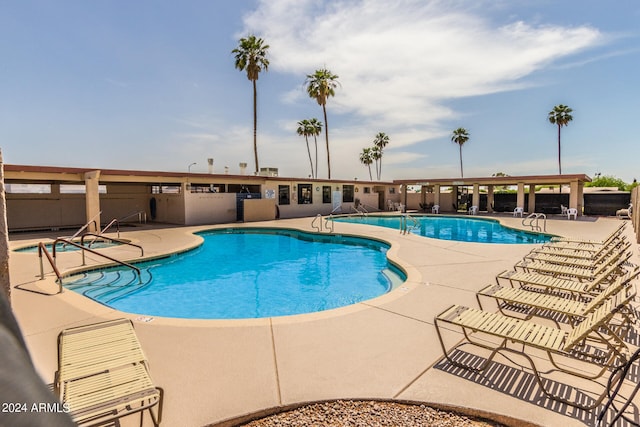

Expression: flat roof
xmin=394 ymin=173 xmax=591 ymax=186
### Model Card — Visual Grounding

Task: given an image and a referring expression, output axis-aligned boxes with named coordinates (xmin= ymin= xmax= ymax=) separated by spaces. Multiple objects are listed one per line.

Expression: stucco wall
xmin=184 ymin=192 xmax=236 ymax=225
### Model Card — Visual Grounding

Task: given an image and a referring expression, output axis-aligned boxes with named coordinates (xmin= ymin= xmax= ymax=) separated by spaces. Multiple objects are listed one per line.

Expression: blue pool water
xmin=64 ymin=228 xmax=404 ymax=319
xmin=335 ymin=215 xmax=552 ymax=244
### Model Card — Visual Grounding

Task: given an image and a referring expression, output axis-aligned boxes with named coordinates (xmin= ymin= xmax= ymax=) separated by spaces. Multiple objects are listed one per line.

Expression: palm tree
xmin=451 ymin=128 xmax=470 ymax=178
xmin=305 ymin=68 xmax=339 ymax=179
xmin=308 ymin=118 xmax=323 ymax=178
xmin=547 ymin=104 xmax=573 ymax=175
xmin=297 ymin=119 xmax=314 ymax=178
xmin=359 ymin=147 xmax=374 ymax=180
xmin=232 ymin=35 xmax=270 ymax=174
xmin=373 ymin=132 xmax=390 ymax=180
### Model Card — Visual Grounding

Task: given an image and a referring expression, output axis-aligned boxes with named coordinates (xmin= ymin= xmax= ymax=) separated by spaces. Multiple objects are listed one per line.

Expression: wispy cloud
xmin=238 ymin=0 xmax=605 ymax=178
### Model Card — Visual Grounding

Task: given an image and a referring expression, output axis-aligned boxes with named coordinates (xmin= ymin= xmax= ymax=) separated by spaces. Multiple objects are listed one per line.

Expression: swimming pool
xmin=64 ymin=228 xmax=405 ymax=319
xmin=14 ymin=240 xmax=122 ymax=253
xmin=334 ymin=215 xmax=552 ymax=244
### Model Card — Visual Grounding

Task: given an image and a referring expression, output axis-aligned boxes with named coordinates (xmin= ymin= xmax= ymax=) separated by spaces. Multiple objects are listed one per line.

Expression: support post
xmin=84 ymin=171 xmax=101 ymax=232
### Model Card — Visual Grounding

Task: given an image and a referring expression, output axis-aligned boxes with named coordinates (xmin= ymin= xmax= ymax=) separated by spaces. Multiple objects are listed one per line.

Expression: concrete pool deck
xmin=7 ymin=214 xmax=640 ymax=426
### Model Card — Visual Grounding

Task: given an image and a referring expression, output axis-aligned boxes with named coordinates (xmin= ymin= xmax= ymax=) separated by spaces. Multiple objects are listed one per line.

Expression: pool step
xmin=65 ymin=269 xmax=153 ymax=303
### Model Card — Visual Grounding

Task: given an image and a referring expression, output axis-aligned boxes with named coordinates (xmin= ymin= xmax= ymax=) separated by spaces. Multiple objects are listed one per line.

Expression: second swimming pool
xmin=64 ymin=228 xmax=405 ymax=319
xmin=334 ymin=215 xmax=552 ymax=244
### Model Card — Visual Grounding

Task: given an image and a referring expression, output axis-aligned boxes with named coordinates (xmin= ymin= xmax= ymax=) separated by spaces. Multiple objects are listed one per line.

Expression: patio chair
xmin=468 ymin=205 xmax=478 ymax=215
xmin=616 ymin=203 xmax=632 ymax=220
xmin=477 ymin=270 xmax=638 ymax=327
xmin=435 ymin=295 xmax=630 ymax=410
xmin=431 ymin=204 xmax=440 ymax=214
xmin=513 ymin=207 xmax=524 ymax=217
xmin=56 ymin=318 xmax=164 ymax=426
xmin=497 ymin=251 xmax=633 ymax=297
xmin=567 ymin=208 xmax=578 ymax=220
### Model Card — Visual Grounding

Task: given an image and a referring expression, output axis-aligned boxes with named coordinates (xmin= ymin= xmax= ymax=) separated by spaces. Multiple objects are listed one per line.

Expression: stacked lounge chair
xmin=435 ymin=223 xmax=638 ymax=411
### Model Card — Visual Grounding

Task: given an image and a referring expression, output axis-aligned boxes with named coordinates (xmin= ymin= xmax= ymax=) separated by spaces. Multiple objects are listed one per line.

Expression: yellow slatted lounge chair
xmin=544 ymin=223 xmax=626 ymax=250
xmin=498 ymin=252 xmax=633 ymax=297
xmin=514 ymin=247 xmax=631 ymax=281
xmin=529 ymin=236 xmax=627 ymax=260
xmin=435 ymin=295 xmax=630 ymax=410
xmin=522 ymin=240 xmax=630 ymax=268
xmin=477 ymin=271 xmax=638 ymax=327
xmin=56 ymin=319 xmax=163 ymax=427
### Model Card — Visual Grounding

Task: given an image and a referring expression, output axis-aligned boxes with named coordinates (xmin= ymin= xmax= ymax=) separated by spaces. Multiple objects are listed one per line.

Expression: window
xmin=278 ymin=185 xmax=290 ymax=205
xmin=322 ymin=186 xmax=331 ymax=204
xmin=60 ymin=184 xmax=107 ymax=194
xmin=5 ymin=184 xmax=51 ymax=194
xmin=389 ymin=187 xmax=396 ymax=194
xmin=298 ymin=184 xmax=312 ymax=204
xmin=342 ymin=185 xmax=354 ymax=203
xmin=363 ymin=187 xmax=371 ymax=194
xmin=151 ymin=185 xmax=181 ymax=194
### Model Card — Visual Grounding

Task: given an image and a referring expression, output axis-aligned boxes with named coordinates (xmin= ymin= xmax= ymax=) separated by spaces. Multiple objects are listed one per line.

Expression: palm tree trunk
xmin=367 ymin=165 xmax=372 ymax=180
xmin=459 ymin=144 xmax=464 ymax=178
xmin=557 ymin=124 xmax=562 ymax=175
xmin=322 ymin=104 xmax=331 ymax=179
xmin=305 ymin=137 xmax=314 ymax=178
xmin=314 ymin=137 xmax=318 ymax=179
xmin=253 ymin=79 xmax=259 ymax=174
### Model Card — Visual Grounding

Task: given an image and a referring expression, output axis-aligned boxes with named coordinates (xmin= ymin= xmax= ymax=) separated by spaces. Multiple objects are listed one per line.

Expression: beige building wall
xmin=184 ymin=192 xmax=236 ymax=225
xmin=243 ymin=199 xmax=276 ymax=222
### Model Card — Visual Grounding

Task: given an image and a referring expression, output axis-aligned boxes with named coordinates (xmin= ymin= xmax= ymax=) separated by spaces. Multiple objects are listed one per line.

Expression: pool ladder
xmin=400 ymin=214 xmax=419 ymax=235
xmin=523 ymin=212 xmax=546 ymax=232
xmin=311 ymin=214 xmax=334 ymax=233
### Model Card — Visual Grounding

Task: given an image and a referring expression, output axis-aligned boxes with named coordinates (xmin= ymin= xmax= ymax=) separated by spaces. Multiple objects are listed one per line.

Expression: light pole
xmin=187 ymin=162 xmax=197 ymax=192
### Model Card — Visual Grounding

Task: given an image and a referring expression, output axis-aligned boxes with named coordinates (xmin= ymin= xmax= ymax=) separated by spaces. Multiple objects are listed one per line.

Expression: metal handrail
xmin=400 ymin=214 xmax=419 ymax=234
xmin=63 ymin=211 xmax=102 ymax=246
xmin=99 ymin=218 xmax=121 ymax=238
xmin=324 ymin=214 xmax=334 ymax=233
xmin=522 ymin=212 xmax=546 ymax=232
xmin=119 ymin=210 xmax=147 ymax=224
xmin=38 ymin=243 xmax=63 ymax=293
xmin=311 ymin=214 xmax=323 ymax=232
xmin=52 ymin=238 xmax=141 ymax=280
xmin=80 ymin=233 xmax=144 ymax=256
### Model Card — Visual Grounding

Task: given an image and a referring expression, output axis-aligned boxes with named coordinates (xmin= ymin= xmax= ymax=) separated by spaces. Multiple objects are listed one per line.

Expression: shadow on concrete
xmin=434 ymin=349 xmax=640 ymax=427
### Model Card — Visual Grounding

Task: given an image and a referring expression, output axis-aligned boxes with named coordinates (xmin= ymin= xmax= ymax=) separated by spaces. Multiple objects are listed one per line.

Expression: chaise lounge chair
xmin=544 ymin=223 xmax=626 ymax=249
xmin=531 ymin=233 xmax=626 ymax=259
xmin=514 ymin=245 xmax=631 ymax=282
xmin=496 ymin=251 xmax=633 ymax=297
xmin=435 ymin=292 xmax=631 ymax=409
xmin=522 ymin=240 xmax=631 ymax=268
xmin=477 ymin=270 xmax=638 ymax=328
xmin=56 ymin=318 xmax=164 ymax=426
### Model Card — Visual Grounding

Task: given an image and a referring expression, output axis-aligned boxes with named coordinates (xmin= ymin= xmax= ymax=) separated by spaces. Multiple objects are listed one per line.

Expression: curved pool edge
xmin=333 ymin=212 xmax=558 ymax=243
xmin=54 ymin=223 xmax=422 ymax=325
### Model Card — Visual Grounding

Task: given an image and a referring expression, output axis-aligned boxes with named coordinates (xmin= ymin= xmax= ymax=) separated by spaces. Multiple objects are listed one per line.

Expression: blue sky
xmin=1 ymin=0 xmax=638 ymax=182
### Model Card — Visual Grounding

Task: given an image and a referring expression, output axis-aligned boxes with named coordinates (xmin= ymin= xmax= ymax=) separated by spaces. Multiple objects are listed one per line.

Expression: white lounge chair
xmin=468 ymin=206 xmax=478 ymax=215
xmin=513 ymin=207 xmax=523 ymax=217
xmin=567 ymin=208 xmax=578 ymax=220
xmin=431 ymin=204 xmax=440 ymax=214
